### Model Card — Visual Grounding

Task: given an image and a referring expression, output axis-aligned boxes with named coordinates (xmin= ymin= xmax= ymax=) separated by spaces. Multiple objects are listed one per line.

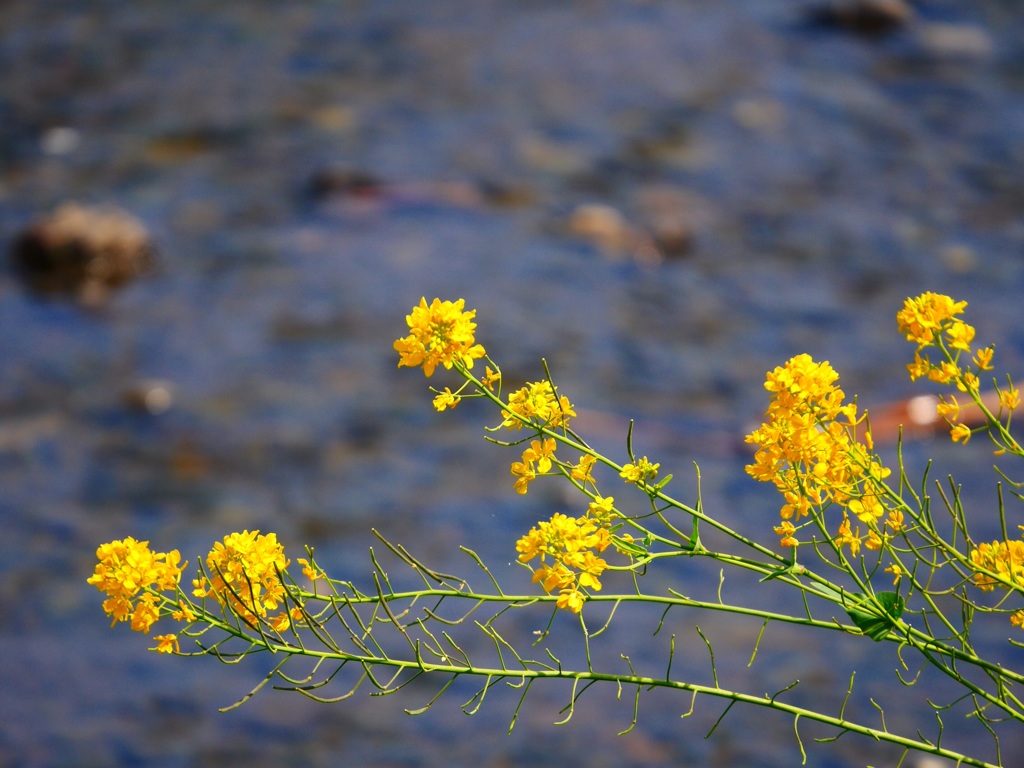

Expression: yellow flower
xmin=297 ymin=557 xmax=323 ymax=581
xmin=480 ymin=366 xmax=501 ymax=391
xmin=945 ymin=320 xmax=975 ymax=352
xmin=571 ymin=454 xmax=597 ymax=484
xmin=970 ymin=539 xmax=1024 ymax=592
xmin=522 ymin=438 xmax=557 ymax=473
xmin=935 ymin=395 xmax=960 ymax=423
xmin=394 ymin=297 xmax=486 ymax=377
xmin=885 ymin=509 xmax=905 ymax=532
xmin=501 ymin=381 xmax=575 ymax=430
xmin=884 ymin=564 xmax=903 ymax=585
xmin=896 ymin=293 xmax=967 ymax=347
xmin=773 ymin=521 xmax=798 ymax=548
xmin=269 ymin=612 xmax=292 ymax=633
xmin=1000 ymin=385 xmax=1021 ymax=412
xmin=957 ymin=370 xmax=980 ymax=393
xmin=171 ymin=601 xmax=197 ymax=623
xmin=194 ymin=530 xmax=290 ymax=628
xmin=533 ymin=563 xmax=575 ymax=592
xmin=87 ymin=537 xmax=184 ymax=632
xmin=572 ymin=551 xmax=607 ymax=590
xmin=620 ymin=457 xmax=659 ymax=485
xmin=746 ymin=354 xmax=891 ymax=543
xmin=556 ymin=588 xmax=585 ymax=613
xmin=432 ymin=387 xmax=460 ymax=411
xmin=974 ymin=346 xmax=995 ymax=371
xmin=151 ymin=634 xmax=180 ymax=654
xmin=906 ymin=351 xmax=932 ymax=381
xmin=928 ymin=361 xmax=960 ymax=385
xmin=131 ymin=593 xmax=161 ymax=633
xmin=516 ymin=509 xmax=612 ymax=611
xmin=510 ymin=459 xmax=537 ymax=495
xmin=898 ymin=295 xmax=994 ymax=400
xmin=848 ymin=492 xmax=886 ymax=524
xmin=834 ymin=515 xmax=861 ymax=557
xmin=587 ymin=495 xmax=616 ymax=526
xmin=1011 ymin=610 xmax=1024 ymax=629
xmin=950 ymin=423 xmax=972 ymax=444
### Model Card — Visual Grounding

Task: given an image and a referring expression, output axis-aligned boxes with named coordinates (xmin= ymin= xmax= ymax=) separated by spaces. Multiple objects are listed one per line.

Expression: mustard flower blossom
xmin=480 ymin=366 xmax=501 ymax=391
xmin=620 ymin=456 xmax=660 ymax=485
xmin=835 ymin=514 xmax=862 ymax=557
xmin=571 ymin=454 xmax=597 ymax=484
xmin=896 ymin=292 xmax=967 ymax=348
xmin=522 ymin=438 xmax=557 ymax=473
xmin=432 ymin=387 xmax=460 ymax=411
xmin=152 ymin=634 xmax=180 ymax=654
xmin=927 ymin=361 xmax=960 ymax=385
xmin=556 ymin=588 xmax=585 ymax=613
xmin=297 ymin=557 xmax=323 ymax=582
xmin=950 ymin=423 xmax=972 ymax=444
xmin=906 ymin=351 xmax=932 ymax=381
xmin=587 ymin=495 xmax=616 ymax=526
xmin=394 ymin=297 xmax=486 ymax=377
xmin=974 ymin=346 xmax=995 ymax=371
xmin=773 ymin=521 xmax=799 ymax=548
xmin=969 ymin=539 xmax=1024 ymax=592
xmin=516 ymin=508 xmax=614 ymax=613
xmin=884 ymin=564 xmax=903 ymax=585
xmin=510 ymin=458 xmax=537 ymax=495
xmin=957 ymin=370 xmax=980 ymax=394
xmin=501 ymin=380 xmax=575 ymax=431
xmin=171 ymin=601 xmax=197 ymax=623
xmin=999 ymin=385 xmax=1021 ymax=413
xmin=745 ymin=354 xmax=891 ymax=546
xmin=945 ymin=320 xmax=976 ymax=352
xmin=87 ymin=537 xmax=184 ymax=631
xmin=193 ymin=530 xmax=291 ymax=629
xmin=898 ymin=294 xmax=989 ymax=405
xmin=510 ymin=438 xmax=557 ymax=494
xmin=885 ymin=508 xmax=905 ymax=532
xmin=935 ymin=396 xmax=960 ymax=423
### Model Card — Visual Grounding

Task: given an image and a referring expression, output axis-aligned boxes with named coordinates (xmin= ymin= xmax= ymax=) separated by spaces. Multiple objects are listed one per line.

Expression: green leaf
xmin=611 ymin=536 xmax=648 ymax=557
xmin=761 ymin=559 xmax=806 ymax=584
xmin=687 ymin=516 xmax=701 ymax=551
xmin=804 ymin=581 xmax=841 ymax=599
xmin=845 ymin=591 xmax=905 ymax=642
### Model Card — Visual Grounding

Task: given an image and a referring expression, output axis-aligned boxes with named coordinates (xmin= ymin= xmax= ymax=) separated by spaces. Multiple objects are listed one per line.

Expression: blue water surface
xmin=2 ymin=2 xmax=1024 ymax=766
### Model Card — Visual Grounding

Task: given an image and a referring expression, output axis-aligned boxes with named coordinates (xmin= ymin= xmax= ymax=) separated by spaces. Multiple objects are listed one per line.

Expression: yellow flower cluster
xmin=501 ymin=380 xmax=576 ymax=431
xmin=896 ymin=292 xmax=969 ymax=348
xmin=394 ymin=297 xmax=486 ymax=377
xmin=620 ymin=456 xmax=660 ymax=485
xmin=969 ymin=537 xmax=1024 ymax=593
xmin=897 ymin=293 xmax=1022 ymax=446
xmin=516 ymin=499 xmax=616 ymax=613
xmin=510 ymin=437 xmax=557 ymax=494
xmin=745 ymin=354 xmax=891 ymax=547
xmin=432 ymin=387 xmax=460 ymax=411
xmin=571 ymin=454 xmax=597 ymax=484
xmin=193 ymin=530 xmax=294 ymax=631
xmin=899 ymin=296 xmax=983 ymax=393
xmin=833 ymin=508 xmax=905 ymax=557
xmin=87 ymin=537 xmax=184 ymax=634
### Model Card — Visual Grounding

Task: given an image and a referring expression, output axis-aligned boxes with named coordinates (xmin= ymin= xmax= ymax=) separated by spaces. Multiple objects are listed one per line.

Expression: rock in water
xmin=11 ymin=203 xmax=155 ymax=303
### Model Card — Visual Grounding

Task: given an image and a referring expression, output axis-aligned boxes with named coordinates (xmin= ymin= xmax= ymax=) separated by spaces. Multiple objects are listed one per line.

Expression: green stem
xmin=203 ymin=600 xmax=1000 ymax=768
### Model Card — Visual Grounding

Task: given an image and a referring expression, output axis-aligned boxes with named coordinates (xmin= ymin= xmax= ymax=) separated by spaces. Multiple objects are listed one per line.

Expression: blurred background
xmin=2 ymin=1 xmax=1023 ymax=766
